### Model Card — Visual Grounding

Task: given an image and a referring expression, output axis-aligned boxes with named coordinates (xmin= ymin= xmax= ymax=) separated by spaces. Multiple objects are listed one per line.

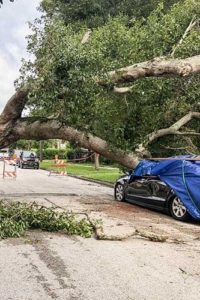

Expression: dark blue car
xmin=114 ymin=167 xmax=192 ymax=222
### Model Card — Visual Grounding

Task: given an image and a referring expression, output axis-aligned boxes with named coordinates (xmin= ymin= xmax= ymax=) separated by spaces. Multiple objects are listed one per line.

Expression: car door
xmin=148 ymin=179 xmax=169 ymax=208
xmin=125 ymin=178 xmax=167 ymax=209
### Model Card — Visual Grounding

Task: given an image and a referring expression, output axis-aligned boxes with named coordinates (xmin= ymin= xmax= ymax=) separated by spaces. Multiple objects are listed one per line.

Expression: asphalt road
xmin=0 ymin=163 xmax=200 ymax=300
xmin=0 ymin=163 xmax=113 ymax=197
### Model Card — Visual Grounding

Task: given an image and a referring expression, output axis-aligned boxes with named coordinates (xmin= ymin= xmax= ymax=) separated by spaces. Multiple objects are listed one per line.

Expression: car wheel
xmin=114 ymin=183 xmax=125 ymax=201
xmin=169 ymin=196 xmax=190 ymax=221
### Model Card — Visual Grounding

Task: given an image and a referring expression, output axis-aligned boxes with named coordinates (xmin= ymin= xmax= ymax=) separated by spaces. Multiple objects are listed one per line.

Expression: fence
xmin=3 ymin=159 xmax=17 ymax=179
xmin=48 ymin=159 xmax=68 ymax=176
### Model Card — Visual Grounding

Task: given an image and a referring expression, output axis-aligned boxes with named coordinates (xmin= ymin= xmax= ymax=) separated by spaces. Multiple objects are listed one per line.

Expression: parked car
xmin=16 ymin=151 xmax=39 ymax=169
xmin=114 ymin=173 xmax=190 ymax=221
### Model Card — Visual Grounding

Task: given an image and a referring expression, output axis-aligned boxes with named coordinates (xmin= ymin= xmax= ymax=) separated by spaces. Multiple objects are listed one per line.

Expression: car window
xmin=25 ymin=153 xmax=36 ymax=158
xmin=21 ymin=151 xmax=37 ymax=158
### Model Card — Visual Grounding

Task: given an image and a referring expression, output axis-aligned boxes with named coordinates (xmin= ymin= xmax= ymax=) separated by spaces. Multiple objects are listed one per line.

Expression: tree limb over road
xmin=100 ymin=55 xmax=200 ymax=88
xmin=1 ymin=53 xmax=200 ymax=169
xmin=136 ymin=112 xmax=200 ymax=154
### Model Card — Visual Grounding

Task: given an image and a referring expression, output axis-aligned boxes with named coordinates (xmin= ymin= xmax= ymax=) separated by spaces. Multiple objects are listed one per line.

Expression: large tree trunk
xmin=13 ymin=119 xmax=139 ymax=168
xmin=1 ymin=54 xmax=200 ymax=169
xmin=0 ymin=92 xmax=139 ymax=169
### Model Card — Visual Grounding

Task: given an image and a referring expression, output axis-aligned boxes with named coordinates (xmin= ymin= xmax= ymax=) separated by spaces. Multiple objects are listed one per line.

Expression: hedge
xmin=37 ymin=148 xmax=68 ymax=160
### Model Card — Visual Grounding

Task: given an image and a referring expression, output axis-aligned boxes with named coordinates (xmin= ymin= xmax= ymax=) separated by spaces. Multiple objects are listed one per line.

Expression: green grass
xmin=40 ymin=160 xmax=122 ymax=183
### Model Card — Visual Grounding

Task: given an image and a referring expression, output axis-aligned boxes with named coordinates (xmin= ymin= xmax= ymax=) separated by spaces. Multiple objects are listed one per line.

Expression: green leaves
xmin=19 ymin=0 xmax=200 ymax=157
xmin=0 ymin=202 xmax=94 ymax=239
xmin=40 ymin=0 xmax=180 ymax=28
xmin=0 ymin=219 xmax=27 ymax=238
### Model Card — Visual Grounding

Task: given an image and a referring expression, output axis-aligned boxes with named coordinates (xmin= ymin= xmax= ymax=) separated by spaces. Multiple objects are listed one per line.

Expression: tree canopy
xmin=0 ymin=0 xmax=200 ymax=167
xmin=41 ymin=0 xmax=180 ymax=27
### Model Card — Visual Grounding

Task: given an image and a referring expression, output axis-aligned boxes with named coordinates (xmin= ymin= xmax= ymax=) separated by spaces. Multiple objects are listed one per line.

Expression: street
xmin=0 ymin=1 xmax=199 ymax=299
xmin=0 ymin=164 xmax=200 ymax=299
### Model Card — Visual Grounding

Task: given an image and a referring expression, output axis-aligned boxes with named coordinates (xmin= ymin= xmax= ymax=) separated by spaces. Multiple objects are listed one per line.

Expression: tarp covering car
xmin=130 ymin=156 xmax=200 ymax=220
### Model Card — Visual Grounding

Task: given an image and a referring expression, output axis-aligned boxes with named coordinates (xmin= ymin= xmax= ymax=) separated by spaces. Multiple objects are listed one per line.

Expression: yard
xmin=40 ymin=160 xmax=122 ymax=183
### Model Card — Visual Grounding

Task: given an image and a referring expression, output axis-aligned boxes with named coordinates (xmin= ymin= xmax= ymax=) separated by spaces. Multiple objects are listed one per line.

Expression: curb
xmin=67 ymin=174 xmax=114 ymax=188
xmin=40 ymin=168 xmax=114 ymax=188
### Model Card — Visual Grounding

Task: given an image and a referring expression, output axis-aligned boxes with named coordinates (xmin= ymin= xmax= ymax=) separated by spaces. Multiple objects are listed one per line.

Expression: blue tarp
xmin=130 ymin=156 xmax=200 ymax=220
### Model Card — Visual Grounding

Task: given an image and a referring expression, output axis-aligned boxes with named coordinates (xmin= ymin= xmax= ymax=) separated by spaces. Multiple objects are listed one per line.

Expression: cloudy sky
xmin=0 ymin=0 xmax=41 ymax=112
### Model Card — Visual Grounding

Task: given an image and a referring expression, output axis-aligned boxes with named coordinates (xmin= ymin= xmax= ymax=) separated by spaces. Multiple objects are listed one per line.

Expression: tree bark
xmin=13 ymin=119 xmax=139 ymax=168
xmin=1 ymin=54 xmax=200 ymax=168
xmin=0 ymin=90 xmax=27 ymax=123
xmin=101 ymin=55 xmax=200 ymax=85
xmin=136 ymin=112 xmax=200 ymax=154
xmin=39 ymin=140 xmax=44 ymax=162
xmin=94 ymin=152 xmax=100 ymax=170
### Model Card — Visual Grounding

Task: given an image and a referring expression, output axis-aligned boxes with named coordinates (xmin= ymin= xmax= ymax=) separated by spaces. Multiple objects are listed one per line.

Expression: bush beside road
xmin=40 ymin=160 xmax=122 ymax=183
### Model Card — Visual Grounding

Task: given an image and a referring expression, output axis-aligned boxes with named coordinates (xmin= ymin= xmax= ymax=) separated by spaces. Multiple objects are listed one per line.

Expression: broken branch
xmin=171 ymin=18 xmax=199 ymax=57
xmin=100 ymin=55 xmax=200 ymax=86
xmin=136 ymin=112 xmax=200 ymax=154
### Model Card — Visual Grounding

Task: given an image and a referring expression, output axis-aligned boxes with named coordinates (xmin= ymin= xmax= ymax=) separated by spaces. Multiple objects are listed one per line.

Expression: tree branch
xmin=0 ymin=89 xmax=28 ymax=124
xmin=175 ymin=131 xmax=200 ymax=136
xmin=160 ymin=145 xmax=187 ymax=151
xmin=113 ymin=86 xmax=133 ymax=94
xmin=81 ymin=29 xmax=92 ymax=45
xmin=12 ymin=118 xmax=139 ymax=168
xmin=136 ymin=112 xmax=200 ymax=153
xmin=171 ymin=18 xmax=199 ymax=57
xmin=183 ymin=137 xmax=198 ymax=153
xmin=100 ymin=55 xmax=200 ymax=86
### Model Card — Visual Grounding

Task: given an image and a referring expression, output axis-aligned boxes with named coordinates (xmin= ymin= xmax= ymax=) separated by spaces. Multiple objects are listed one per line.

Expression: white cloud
xmin=0 ymin=0 xmax=41 ymax=113
xmin=0 ymin=54 xmax=19 ymax=111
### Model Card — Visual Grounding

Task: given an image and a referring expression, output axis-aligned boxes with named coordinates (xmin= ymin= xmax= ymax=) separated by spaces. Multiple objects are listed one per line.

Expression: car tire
xmin=169 ymin=196 xmax=190 ymax=221
xmin=114 ymin=183 xmax=125 ymax=201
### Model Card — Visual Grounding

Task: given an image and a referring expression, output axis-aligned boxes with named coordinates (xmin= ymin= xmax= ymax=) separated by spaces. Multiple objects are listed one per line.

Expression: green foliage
xmin=41 ymin=0 xmax=180 ymax=28
xmin=0 ymin=219 xmax=27 ymax=238
xmin=19 ymin=0 xmax=200 ymax=156
xmin=0 ymin=201 xmax=94 ymax=239
xmin=38 ymin=148 xmax=68 ymax=159
xmin=14 ymin=140 xmax=54 ymax=151
xmin=67 ymin=147 xmax=90 ymax=160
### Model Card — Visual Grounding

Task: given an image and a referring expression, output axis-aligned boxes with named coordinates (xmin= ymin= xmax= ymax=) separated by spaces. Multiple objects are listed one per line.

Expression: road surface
xmin=0 ymin=163 xmax=200 ymax=300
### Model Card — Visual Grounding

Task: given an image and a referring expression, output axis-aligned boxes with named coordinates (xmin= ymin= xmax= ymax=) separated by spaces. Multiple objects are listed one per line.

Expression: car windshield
xmin=22 ymin=151 xmax=37 ymax=158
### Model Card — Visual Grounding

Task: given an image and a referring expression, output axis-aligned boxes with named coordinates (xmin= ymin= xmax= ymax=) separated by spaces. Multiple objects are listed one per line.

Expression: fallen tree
xmin=100 ymin=55 xmax=200 ymax=93
xmin=1 ymin=53 xmax=200 ymax=169
xmin=1 ymin=0 xmax=199 ymax=168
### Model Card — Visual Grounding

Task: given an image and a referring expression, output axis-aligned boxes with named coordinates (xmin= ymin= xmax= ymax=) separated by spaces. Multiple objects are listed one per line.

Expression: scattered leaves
xmin=0 ymin=201 xmax=94 ymax=239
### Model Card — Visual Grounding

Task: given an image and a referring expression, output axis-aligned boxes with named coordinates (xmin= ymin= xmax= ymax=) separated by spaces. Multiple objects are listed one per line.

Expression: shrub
xmin=37 ymin=148 xmax=68 ymax=160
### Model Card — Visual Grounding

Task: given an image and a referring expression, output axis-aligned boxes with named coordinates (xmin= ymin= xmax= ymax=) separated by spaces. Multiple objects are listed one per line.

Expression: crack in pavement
xmin=0 ymin=193 xmax=79 ymax=198
xmin=22 ymin=234 xmax=83 ymax=300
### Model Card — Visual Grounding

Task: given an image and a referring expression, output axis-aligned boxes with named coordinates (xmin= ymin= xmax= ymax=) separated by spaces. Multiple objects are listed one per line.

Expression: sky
xmin=0 ymin=0 xmax=41 ymax=113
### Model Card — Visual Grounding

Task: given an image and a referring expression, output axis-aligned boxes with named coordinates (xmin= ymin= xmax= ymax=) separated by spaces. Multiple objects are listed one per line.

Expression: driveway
xmin=0 ymin=163 xmax=200 ymax=300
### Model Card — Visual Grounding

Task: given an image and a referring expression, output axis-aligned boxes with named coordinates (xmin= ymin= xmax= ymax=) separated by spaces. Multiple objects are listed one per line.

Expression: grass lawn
xmin=40 ymin=160 xmax=122 ymax=183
